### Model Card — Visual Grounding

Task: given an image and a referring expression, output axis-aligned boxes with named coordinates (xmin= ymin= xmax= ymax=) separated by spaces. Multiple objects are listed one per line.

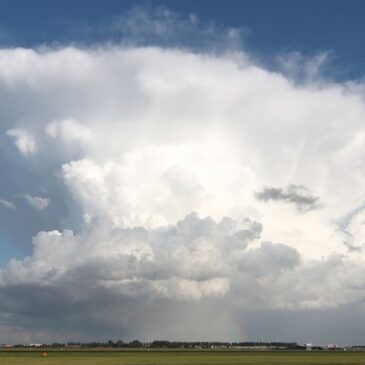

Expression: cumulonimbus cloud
xmin=1 ymin=41 xmax=365 ymax=342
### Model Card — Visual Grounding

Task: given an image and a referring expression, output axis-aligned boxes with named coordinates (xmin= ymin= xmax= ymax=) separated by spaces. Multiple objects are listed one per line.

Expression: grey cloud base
xmin=1 ymin=213 xmax=365 ymax=343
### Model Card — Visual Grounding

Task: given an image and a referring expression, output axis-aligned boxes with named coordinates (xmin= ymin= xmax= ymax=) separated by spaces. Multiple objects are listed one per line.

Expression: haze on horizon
xmin=1 ymin=1 xmax=365 ymax=346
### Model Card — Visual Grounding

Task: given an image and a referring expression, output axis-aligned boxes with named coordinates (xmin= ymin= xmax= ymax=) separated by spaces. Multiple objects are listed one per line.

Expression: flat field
xmin=1 ymin=350 xmax=365 ymax=365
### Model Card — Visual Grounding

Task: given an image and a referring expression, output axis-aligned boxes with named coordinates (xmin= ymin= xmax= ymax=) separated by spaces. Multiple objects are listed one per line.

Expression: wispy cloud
xmin=0 ymin=199 xmax=15 ymax=210
xmin=67 ymin=5 xmax=251 ymax=51
xmin=23 ymin=195 xmax=50 ymax=210
xmin=6 ymin=129 xmax=36 ymax=156
xmin=13 ymin=194 xmax=50 ymax=210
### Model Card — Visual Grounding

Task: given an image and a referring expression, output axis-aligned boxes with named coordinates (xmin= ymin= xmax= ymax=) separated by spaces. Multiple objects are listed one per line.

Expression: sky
xmin=1 ymin=0 xmax=365 ymax=345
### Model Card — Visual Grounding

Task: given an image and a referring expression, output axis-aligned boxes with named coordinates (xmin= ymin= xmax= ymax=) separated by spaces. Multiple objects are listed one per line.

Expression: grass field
xmin=1 ymin=350 xmax=365 ymax=365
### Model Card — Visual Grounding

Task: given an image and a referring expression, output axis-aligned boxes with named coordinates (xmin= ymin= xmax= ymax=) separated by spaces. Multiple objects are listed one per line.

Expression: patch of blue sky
xmin=0 ymin=234 xmax=25 ymax=265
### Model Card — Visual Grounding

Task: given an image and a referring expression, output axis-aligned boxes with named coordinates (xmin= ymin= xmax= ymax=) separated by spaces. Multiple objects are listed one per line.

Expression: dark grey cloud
xmin=0 ymin=213 xmax=303 ymax=341
xmin=233 ymin=303 xmax=365 ymax=346
xmin=2 ymin=211 xmax=364 ymax=343
xmin=255 ymin=184 xmax=321 ymax=212
xmin=237 ymin=241 xmax=300 ymax=277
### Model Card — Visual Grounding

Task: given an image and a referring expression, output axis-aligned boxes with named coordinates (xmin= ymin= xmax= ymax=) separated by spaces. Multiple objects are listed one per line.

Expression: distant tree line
xmin=39 ymin=340 xmax=305 ymax=349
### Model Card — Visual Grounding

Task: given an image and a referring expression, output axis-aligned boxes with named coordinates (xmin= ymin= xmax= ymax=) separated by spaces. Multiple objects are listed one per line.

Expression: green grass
xmin=1 ymin=350 xmax=365 ymax=365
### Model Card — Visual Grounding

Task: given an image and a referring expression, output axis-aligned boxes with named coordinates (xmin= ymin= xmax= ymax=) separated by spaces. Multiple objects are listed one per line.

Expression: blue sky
xmin=2 ymin=0 xmax=365 ymax=344
xmin=0 ymin=1 xmax=364 ymax=79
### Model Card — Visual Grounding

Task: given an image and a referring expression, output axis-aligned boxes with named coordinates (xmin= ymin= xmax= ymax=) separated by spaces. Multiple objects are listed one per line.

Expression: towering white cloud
xmin=1 ymin=45 xmax=365 ymax=342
